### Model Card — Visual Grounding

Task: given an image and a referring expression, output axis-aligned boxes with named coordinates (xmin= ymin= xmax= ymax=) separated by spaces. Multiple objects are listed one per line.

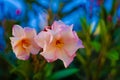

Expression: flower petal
xmin=35 ymin=31 xmax=53 ymax=48
xmin=10 ymin=37 xmax=22 ymax=48
xmin=40 ymin=45 xmax=57 ymax=62
xmin=73 ymin=31 xmax=84 ymax=48
xmin=52 ymin=20 xmax=70 ymax=32
xmin=12 ymin=25 xmax=24 ymax=37
xmin=13 ymin=44 xmax=29 ymax=60
xmin=29 ymin=41 xmax=40 ymax=54
xmin=57 ymin=48 xmax=75 ymax=68
xmin=24 ymin=27 xmax=36 ymax=38
xmin=61 ymin=30 xmax=84 ymax=56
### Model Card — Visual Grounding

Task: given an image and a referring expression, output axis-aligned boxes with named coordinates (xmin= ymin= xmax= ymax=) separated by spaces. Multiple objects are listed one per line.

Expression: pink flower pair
xmin=10 ymin=21 xmax=84 ymax=67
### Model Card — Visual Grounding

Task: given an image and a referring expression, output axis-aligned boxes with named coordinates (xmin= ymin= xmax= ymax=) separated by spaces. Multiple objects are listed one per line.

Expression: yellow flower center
xmin=16 ymin=38 xmax=31 ymax=49
xmin=21 ymin=39 xmax=31 ymax=48
xmin=55 ymin=40 xmax=64 ymax=48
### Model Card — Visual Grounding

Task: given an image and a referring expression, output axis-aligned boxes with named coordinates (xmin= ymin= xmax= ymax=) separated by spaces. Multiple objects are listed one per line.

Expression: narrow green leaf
xmin=99 ymin=19 xmax=107 ymax=37
xmin=51 ymin=68 xmax=79 ymax=80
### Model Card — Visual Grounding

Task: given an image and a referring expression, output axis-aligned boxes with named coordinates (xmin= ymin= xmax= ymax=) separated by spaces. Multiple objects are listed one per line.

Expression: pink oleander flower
xmin=35 ymin=21 xmax=84 ymax=68
xmin=10 ymin=25 xmax=40 ymax=60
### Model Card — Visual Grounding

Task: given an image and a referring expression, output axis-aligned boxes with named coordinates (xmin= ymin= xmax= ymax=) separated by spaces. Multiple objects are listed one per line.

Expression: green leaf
xmin=99 ymin=19 xmax=107 ymax=37
xmin=33 ymin=72 xmax=42 ymax=80
xmin=10 ymin=60 xmax=33 ymax=79
xmin=51 ymin=68 xmax=79 ymax=80
xmin=107 ymin=50 xmax=119 ymax=61
xmin=45 ymin=63 xmax=53 ymax=78
xmin=91 ymin=41 xmax=101 ymax=52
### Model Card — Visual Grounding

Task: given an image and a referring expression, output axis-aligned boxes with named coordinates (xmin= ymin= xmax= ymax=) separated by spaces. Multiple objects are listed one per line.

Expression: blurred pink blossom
xmin=10 ymin=25 xmax=40 ymax=60
xmin=35 ymin=21 xmax=84 ymax=67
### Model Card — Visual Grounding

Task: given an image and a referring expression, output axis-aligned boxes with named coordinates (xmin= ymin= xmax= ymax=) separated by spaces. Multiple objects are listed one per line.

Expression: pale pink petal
xmin=29 ymin=45 xmax=40 ymax=54
xmin=17 ymin=54 xmax=29 ymax=60
xmin=12 ymin=25 xmax=24 ymax=37
xmin=24 ymin=27 xmax=36 ymax=38
xmin=40 ymin=45 xmax=57 ymax=62
xmin=73 ymin=31 xmax=84 ymax=48
xmin=53 ymin=25 xmax=73 ymax=41
xmin=56 ymin=29 xmax=77 ymax=56
xmin=57 ymin=25 xmax=74 ymax=41
xmin=77 ymin=40 xmax=84 ymax=48
xmin=63 ymin=46 xmax=76 ymax=56
xmin=35 ymin=31 xmax=53 ymax=48
xmin=59 ymin=29 xmax=84 ymax=56
xmin=29 ymin=41 xmax=40 ymax=54
xmin=52 ymin=20 xmax=73 ymax=33
xmin=63 ymin=41 xmax=83 ymax=57
xmin=57 ymin=48 xmax=75 ymax=68
xmin=63 ymin=37 xmax=84 ymax=56
xmin=13 ymin=45 xmax=29 ymax=60
xmin=51 ymin=20 xmax=69 ymax=32
xmin=10 ymin=37 xmax=20 ymax=47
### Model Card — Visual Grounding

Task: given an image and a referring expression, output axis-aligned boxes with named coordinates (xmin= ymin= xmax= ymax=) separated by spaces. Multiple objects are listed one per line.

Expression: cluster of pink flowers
xmin=10 ymin=21 xmax=84 ymax=68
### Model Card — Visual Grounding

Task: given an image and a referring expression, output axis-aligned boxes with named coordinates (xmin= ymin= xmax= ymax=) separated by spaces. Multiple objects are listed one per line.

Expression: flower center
xmin=21 ymin=39 xmax=31 ymax=48
xmin=16 ymin=38 xmax=31 ymax=49
xmin=55 ymin=40 xmax=64 ymax=48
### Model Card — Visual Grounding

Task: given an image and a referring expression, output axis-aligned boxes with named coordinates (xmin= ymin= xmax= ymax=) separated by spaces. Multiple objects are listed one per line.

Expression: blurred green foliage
xmin=0 ymin=1 xmax=120 ymax=80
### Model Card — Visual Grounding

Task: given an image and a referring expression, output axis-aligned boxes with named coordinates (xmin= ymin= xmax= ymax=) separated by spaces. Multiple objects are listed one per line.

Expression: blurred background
xmin=0 ymin=0 xmax=120 ymax=80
